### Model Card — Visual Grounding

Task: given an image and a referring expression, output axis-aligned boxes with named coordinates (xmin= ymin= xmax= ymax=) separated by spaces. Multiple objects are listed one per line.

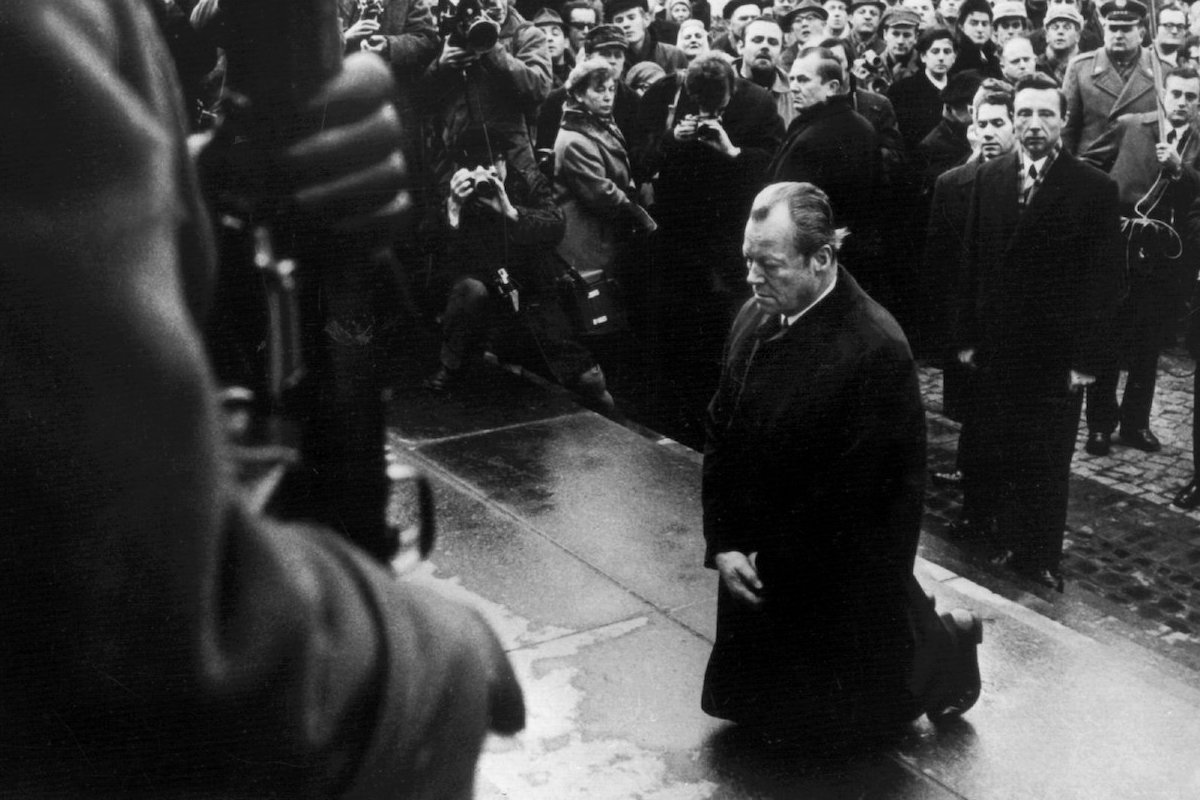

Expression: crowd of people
xmin=11 ymin=0 xmax=1200 ymax=790
xmin=167 ymin=0 xmax=1200 ymax=583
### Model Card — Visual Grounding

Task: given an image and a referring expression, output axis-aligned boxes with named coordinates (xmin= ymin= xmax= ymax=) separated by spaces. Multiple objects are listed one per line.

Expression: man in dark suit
xmin=925 ymin=81 xmax=1016 ymax=514
xmin=769 ymin=46 xmax=887 ymax=300
xmin=889 ymin=25 xmax=960 ymax=155
xmin=702 ymin=181 xmax=983 ymax=751
xmin=1062 ymin=0 xmax=1164 ymax=154
xmin=1080 ymin=66 xmax=1200 ymax=455
xmin=634 ymin=50 xmax=785 ymax=447
xmin=955 ymin=75 xmax=1123 ymax=589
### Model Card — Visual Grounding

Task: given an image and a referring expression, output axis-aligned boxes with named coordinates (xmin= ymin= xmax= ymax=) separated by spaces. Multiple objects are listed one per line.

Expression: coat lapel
xmin=1090 ymin=48 xmax=1125 ymax=101
xmin=1109 ymin=49 xmax=1160 ymax=119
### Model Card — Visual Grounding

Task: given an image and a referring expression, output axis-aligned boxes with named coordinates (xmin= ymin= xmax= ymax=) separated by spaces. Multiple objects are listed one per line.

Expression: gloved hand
xmin=197 ymin=52 xmax=409 ymax=248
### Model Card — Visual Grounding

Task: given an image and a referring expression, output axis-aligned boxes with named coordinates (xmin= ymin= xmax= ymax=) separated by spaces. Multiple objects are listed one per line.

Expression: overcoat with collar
xmin=701 ymin=268 xmax=927 ymax=732
xmin=956 ymin=149 xmax=1123 ymax=389
xmin=953 ymin=148 xmax=1122 ymax=565
xmin=1062 ymin=46 xmax=1165 ymax=155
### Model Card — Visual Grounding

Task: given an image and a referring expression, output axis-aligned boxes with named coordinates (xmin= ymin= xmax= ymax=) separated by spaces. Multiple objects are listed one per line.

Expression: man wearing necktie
xmin=702 ymin=182 xmax=984 ymax=752
xmin=955 ymin=75 xmax=1124 ymax=590
xmin=1079 ymin=66 xmax=1200 ymax=459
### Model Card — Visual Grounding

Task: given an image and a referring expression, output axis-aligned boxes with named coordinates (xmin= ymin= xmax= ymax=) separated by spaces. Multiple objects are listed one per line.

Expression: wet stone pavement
xmin=918 ymin=348 xmax=1200 ymax=675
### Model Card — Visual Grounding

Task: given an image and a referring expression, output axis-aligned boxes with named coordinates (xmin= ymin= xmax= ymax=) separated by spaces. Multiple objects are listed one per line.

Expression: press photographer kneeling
xmin=423 ymin=127 xmax=614 ymax=411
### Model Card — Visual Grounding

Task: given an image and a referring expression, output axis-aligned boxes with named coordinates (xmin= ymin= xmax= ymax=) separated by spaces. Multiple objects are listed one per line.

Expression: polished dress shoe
xmin=930 ymin=469 xmax=964 ymax=488
xmin=1173 ymin=478 xmax=1200 ymax=510
xmin=925 ymin=609 xmax=984 ymax=723
xmin=1084 ymin=431 xmax=1111 ymax=456
xmin=1119 ymin=427 xmax=1162 ymax=453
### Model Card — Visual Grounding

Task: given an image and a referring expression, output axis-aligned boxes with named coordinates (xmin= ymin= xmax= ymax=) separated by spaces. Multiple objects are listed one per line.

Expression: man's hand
xmin=439 ymin=39 xmax=480 ymax=68
xmin=695 ymin=117 xmax=741 ymax=159
xmin=673 ymin=114 xmax=700 ymax=142
xmin=344 ymin=17 xmax=380 ymax=42
xmin=1069 ymin=370 xmax=1095 ymax=391
xmin=957 ymin=348 xmax=976 ymax=368
xmin=361 ymin=34 xmax=389 ymax=54
xmin=1157 ymin=141 xmax=1183 ymax=176
xmin=714 ymin=551 xmax=765 ymax=609
xmin=469 ymin=167 xmax=519 ymax=220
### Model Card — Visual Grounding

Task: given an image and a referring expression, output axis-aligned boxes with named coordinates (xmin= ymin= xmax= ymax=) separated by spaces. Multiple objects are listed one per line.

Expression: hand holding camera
xmin=448 ymin=166 xmax=517 ymax=222
xmin=688 ymin=115 xmax=739 ymax=158
xmin=439 ymin=37 xmax=481 ymax=68
xmin=346 ymin=0 xmax=383 ymax=42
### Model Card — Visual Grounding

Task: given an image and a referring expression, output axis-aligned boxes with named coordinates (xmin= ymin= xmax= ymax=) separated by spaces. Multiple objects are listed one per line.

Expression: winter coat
xmin=553 ymin=103 xmax=636 ymax=275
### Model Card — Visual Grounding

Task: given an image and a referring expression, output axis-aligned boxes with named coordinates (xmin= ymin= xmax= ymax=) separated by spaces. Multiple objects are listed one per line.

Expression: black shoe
xmin=1119 ymin=427 xmax=1162 ymax=452
xmin=1084 ymin=431 xmax=1111 ymax=456
xmin=930 ymin=469 xmax=964 ymax=488
xmin=1173 ymin=478 xmax=1200 ymax=510
xmin=925 ymin=609 xmax=984 ymax=723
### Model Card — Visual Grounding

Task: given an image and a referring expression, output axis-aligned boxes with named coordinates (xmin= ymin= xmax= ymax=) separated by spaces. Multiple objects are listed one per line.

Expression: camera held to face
xmin=358 ymin=0 xmax=384 ymax=22
xmin=436 ymin=0 xmax=501 ymax=50
xmin=695 ymin=121 xmax=721 ymax=142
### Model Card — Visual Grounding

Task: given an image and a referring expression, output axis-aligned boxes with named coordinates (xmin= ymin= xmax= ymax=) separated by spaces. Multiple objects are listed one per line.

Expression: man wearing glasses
xmin=564 ymin=0 xmax=601 ymax=53
xmin=1154 ymin=3 xmax=1190 ymax=65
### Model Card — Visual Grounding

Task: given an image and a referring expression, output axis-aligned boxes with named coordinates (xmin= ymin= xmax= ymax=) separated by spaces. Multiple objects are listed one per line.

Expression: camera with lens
xmin=358 ymin=0 xmax=385 ymax=22
xmin=465 ymin=174 xmax=499 ymax=200
xmin=860 ymin=49 xmax=883 ymax=70
xmin=695 ymin=121 xmax=721 ymax=142
xmin=436 ymin=0 xmax=501 ymax=50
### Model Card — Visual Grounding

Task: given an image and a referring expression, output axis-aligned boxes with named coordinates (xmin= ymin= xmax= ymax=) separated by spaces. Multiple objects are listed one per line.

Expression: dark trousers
xmin=1085 ymin=267 xmax=1177 ymax=434
xmin=961 ymin=363 xmax=1083 ymax=568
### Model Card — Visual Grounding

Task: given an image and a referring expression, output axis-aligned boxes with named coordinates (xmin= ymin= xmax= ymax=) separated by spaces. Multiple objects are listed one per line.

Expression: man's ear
xmin=812 ymin=243 xmax=835 ymax=271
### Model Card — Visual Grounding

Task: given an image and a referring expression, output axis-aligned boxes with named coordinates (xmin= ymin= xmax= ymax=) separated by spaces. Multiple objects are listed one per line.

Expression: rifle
xmin=217 ymin=0 xmax=433 ymax=566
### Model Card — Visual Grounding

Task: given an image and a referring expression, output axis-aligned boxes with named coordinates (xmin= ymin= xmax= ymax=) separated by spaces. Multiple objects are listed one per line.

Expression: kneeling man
xmin=701 ymin=182 xmax=983 ymax=750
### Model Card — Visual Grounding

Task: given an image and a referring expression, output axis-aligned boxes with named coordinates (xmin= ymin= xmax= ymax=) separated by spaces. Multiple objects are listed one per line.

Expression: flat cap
xmin=781 ymin=0 xmax=829 ymax=27
xmin=991 ymin=0 xmax=1029 ymax=21
xmin=584 ymin=23 xmax=630 ymax=52
xmin=722 ymin=0 xmax=763 ymax=18
xmin=880 ymin=5 xmax=921 ymax=28
xmin=1044 ymin=6 xmax=1084 ymax=27
xmin=849 ymin=0 xmax=886 ymax=10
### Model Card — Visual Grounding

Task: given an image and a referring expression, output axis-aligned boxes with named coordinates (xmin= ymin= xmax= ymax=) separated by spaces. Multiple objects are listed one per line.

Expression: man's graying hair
xmin=751 ymin=182 xmax=849 ymax=257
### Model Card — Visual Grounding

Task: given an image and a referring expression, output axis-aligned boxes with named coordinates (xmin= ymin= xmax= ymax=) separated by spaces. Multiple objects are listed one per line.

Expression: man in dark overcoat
xmin=633 ymin=51 xmax=784 ymax=447
xmin=924 ymin=83 xmax=1016 ymax=518
xmin=769 ymin=46 xmax=888 ymax=304
xmin=955 ymin=76 xmax=1123 ymax=589
xmin=701 ymin=182 xmax=983 ymax=750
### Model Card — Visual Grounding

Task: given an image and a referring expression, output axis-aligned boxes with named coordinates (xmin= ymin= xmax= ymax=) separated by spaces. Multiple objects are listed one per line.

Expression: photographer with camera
xmin=338 ymin=0 xmax=439 ymax=181
xmin=633 ymin=51 xmax=784 ymax=447
xmin=423 ymin=127 xmax=613 ymax=408
xmin=422 ymin=0 xmax=552 ymax=182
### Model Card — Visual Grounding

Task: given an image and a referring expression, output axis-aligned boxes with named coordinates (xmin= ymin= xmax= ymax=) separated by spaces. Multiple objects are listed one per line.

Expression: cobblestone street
xmin=918 ymin=349 xmax=1200 ymax=675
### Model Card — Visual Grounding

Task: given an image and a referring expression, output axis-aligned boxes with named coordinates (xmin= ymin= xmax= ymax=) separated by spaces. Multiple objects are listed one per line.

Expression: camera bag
xmin=556 ymin=266 xmax=627 ymax=336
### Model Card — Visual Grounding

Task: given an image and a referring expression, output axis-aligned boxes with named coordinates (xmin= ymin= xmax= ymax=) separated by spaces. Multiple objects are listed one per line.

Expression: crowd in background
xmin=162 ymin=0 xmax=1200 ymax=588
